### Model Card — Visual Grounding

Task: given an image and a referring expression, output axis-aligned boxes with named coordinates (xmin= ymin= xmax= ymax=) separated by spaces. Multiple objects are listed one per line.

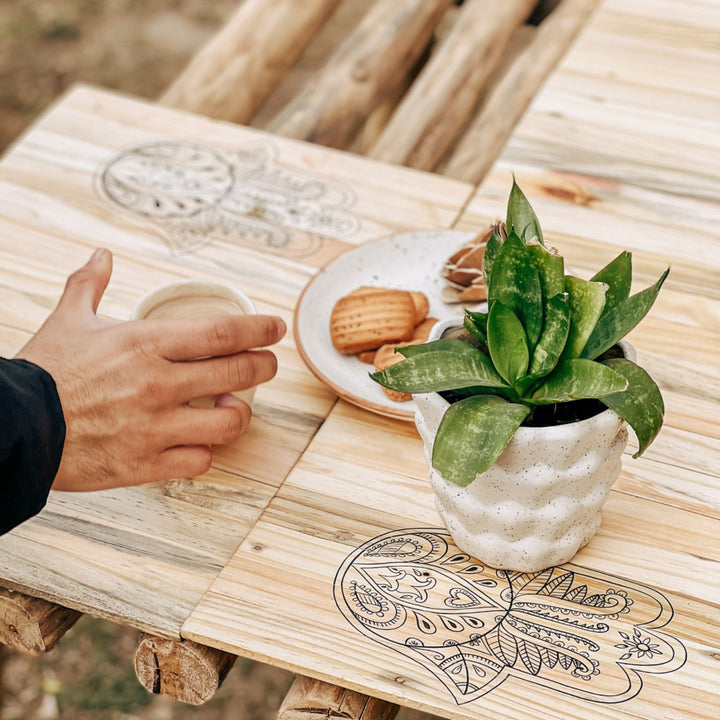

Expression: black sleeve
xmin=0 ymin=358 xmax=65 ymax=535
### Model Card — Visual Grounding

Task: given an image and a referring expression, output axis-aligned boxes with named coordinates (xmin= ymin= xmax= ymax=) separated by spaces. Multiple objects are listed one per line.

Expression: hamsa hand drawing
xmin=334 ymin=529 xmax=685 ymax=705
xmin=99 ymin=140 xmax=360 ymax=257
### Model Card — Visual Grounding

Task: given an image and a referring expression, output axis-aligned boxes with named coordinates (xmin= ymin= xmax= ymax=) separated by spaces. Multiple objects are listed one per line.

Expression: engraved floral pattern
xmin=334 ymin=529 xmax=686 ymax=705
xmin=99 ymin=140 xmax=360 ymax=257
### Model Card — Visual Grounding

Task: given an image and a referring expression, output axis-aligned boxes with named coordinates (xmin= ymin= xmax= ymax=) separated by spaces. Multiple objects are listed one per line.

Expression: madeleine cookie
xmin=373 ymin=341 xmax=420 ymax=402
xmin=409 ymin=291 xmax=429 ymax=324
xmin=412 ymin=317 xmax=438 ymax=341
xmin=330 ymin=289 xmax=416 ymax=354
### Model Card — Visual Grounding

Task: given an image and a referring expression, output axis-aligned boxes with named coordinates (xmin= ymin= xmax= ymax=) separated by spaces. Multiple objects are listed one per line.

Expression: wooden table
xmin=1 ymin=0 xmax=718 ymax=717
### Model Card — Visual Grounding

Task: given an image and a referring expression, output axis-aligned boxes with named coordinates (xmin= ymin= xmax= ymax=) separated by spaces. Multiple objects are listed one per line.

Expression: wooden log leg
xmin=0 ymin=587 xmax=81 ymax=655
xmin=268 ymin=0 xmax=455 ymax=150
xmin=134 ymin=634 xmax=237 ymax=705
xmin=368 ymin=0 xmax=537 ymax=171
xmin=161 ymin=0 xmax=344 ymax=124
xmin=443 ymin=0 xmax=603 ymax=183
xmin=278 ymin=676 xmax=399 ymax=720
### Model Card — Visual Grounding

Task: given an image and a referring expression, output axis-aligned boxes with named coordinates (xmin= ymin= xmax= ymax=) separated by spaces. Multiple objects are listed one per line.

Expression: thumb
xmin=57 ymin=248 xmax=113 ymax=318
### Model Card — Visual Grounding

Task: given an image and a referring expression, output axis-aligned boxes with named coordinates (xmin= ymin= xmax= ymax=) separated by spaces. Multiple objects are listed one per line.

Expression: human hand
xmin=15 ymin=249 xmax=286 ymax=492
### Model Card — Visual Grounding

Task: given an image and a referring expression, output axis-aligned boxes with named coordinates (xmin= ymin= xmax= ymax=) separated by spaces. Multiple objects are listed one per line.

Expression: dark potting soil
xmin=438 ymin=390 xmax=608 ymax=427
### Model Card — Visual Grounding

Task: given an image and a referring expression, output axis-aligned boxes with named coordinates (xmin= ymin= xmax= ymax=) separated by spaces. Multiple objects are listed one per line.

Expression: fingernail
xmin=91 ymin=248 xmax=108 ymax=263
xmin=276 ymin=317 xmax=287 ymax=336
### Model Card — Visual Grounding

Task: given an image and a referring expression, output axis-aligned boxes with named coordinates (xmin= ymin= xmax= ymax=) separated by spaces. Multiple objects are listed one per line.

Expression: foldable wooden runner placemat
xmin=183 ymin=0 xmax=720 ymax=717
xmin=0 ymin=84 xmax=474 ymax=637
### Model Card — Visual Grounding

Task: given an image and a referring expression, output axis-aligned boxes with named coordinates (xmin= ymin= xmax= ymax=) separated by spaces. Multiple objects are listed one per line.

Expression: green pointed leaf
xmin=529 ymin=293 xmax=570 ymax=377
xmin=506 ymin=178 xmax=544 ymax=245
xmin=432 ymin=396 xmax=531 ymax=486
xmin=601 ymin=358 xmax=664 ymax=456
xmin=371 ymin=349 xmax=505 ymax=393
xmin=482 ymin=224 xmax=504 ymax=287
xmin=487 ymin=301 xmax=529 ymax=386
xmin=526 ymin=243 xmax=565 ymax=300
xmin=591 ymin=251 xmax=632 ymax=313
xmin=487 ymin=234 xmax=543 ymax=348
xmin=530 ymin=359 xmax=628 ymax=404
xmin=397 ymin=338 xmax=480 ymax=358
xmin=581 ymin=268 xmax=670 ymax=360
xmin=562 ymin=275 xmax=607 ymax=359
xmin=464 ymin=310 xmax=488 ymax=345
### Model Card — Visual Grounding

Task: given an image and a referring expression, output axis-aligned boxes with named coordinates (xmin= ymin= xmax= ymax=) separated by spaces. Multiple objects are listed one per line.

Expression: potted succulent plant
xmin=372 ymin=181 xmax=668 ymax=572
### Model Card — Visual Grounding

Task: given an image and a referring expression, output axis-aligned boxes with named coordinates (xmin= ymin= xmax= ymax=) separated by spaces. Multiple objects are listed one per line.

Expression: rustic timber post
xmin=278 ymin=676 xmax=399 ymax=720
xmin=134 ymin=634 xmax=237 ymax=706
xmin=267 ymin=0 xmax=455 ymax=149
xmin=0 ymin=587 xmax=81 ymax=655
xmin=443 ymin=0 xmax=603 ymax=183
xmin=369 ymin=0 xmax=537 ymax=172
xmin=161 ymin=0 xmax=343 ymax=124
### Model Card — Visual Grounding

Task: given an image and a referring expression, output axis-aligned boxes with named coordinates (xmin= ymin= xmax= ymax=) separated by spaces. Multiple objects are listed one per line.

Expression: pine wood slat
xmin=183 ymin=402 xmax=719 ymax=720
xmin=182 ymin=2 xmax=719 ymax=717
xmin=0 ymin=86 xmax=473 ymax=637
xmin=482 ymin=0 xmax=720 ymax=205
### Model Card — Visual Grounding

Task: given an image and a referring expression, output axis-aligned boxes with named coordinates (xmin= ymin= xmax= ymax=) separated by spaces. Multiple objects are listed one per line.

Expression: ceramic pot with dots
xmin=412 ymin=318 xmax=633 ymax=573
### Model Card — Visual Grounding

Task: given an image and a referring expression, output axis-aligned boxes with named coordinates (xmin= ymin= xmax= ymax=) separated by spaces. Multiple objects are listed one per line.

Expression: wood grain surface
xmin=0 ymin=0 xmax=718 ymax=714
xmin=0 ymin=85 xmax=473 ymax=637
xmin=183 ymin=1 xmax=720 ymax=717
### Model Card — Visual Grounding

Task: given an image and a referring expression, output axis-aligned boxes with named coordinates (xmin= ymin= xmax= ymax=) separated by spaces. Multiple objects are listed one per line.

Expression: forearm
xmin=0 ymin=358 xmax=65 ymax=534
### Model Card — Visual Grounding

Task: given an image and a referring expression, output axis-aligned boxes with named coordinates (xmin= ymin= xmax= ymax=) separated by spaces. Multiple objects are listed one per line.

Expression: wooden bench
xmin=0 ymin=0 xmax=602 ymax=713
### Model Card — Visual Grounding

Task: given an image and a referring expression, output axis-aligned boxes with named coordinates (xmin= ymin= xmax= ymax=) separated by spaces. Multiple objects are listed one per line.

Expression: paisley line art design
xmin=98 ymin=139 xmax=361 ymax=257
xmin=334 ymin=528 xmax=686 ymax=705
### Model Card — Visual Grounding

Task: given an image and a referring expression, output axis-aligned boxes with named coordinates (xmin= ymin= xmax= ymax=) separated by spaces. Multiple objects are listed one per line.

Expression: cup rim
xmin=132 ymin=280 xmax=256 ymax=320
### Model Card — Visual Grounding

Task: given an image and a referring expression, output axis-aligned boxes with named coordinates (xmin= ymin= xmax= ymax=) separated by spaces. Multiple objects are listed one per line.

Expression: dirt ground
xmin=0 ymin=2 xmax=440 ymax=718
xmin=0 ymin=0 xmax=239 ymax=151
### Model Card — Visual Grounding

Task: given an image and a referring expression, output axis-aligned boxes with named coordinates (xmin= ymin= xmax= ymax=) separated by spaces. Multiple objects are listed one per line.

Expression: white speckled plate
xmin=294 ymin=229 xmax=477 ymax=421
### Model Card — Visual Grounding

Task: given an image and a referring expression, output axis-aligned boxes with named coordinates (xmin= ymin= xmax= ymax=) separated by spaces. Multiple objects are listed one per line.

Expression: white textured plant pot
xmin=413 ymin=319 xmax=634 ymax=572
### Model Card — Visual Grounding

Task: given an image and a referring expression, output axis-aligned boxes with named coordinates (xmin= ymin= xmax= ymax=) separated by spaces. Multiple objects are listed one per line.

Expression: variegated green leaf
xmin=591 ymin=251 xmax=632 ymax=313
xmin=601 ymin=358 xmax=664 ymax=456
xmin=487 ymin=301 xmax=529 ymax=386
xmin=397 ymin=338 xmax=480 ymax=358
xmin=581 ymin=268 xmax=670 ymax=360
xmin=488 ymin=234 xmax=543 ymax=348
xmin=529 ymin=293 xmax=570 ymax=377
xmin=526 ymin=242 xmax=565 ymax=299
xmin=562 ymin=275 xmax=607 ymax=359
xmin=482 ymin=224 xmax=505 ymax=287
xmin=506 ymin=178 xmax=544 ymax=245
xmin=371 ymin=349 xmax=505 ymax=393
xmin=464 ymin=309 xmax=488 ymax=345
xmin=432 ymin=395 xmax=531 ymax=486
xmin=530 ymin=359 xmax=628 ymax=404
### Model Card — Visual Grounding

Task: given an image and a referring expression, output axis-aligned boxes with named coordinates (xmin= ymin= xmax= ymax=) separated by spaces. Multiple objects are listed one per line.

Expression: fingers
xmin=150 ymin=446 xmax=214 ymax=483
xmin=153 ymin=314 xmax=286 ymax=361
xmin=175 ymin=349 xmax=278 ymax=400
xmin=57 ymin=248 xmax=113 ymax=320
xmin=162 ymin=401 xmax=252 ymax=447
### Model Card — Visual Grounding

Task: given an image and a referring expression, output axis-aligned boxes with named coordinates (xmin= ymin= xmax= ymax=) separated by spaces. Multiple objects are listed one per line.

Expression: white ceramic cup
xmin=132 ymin=280 xmax=257 ymax=407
